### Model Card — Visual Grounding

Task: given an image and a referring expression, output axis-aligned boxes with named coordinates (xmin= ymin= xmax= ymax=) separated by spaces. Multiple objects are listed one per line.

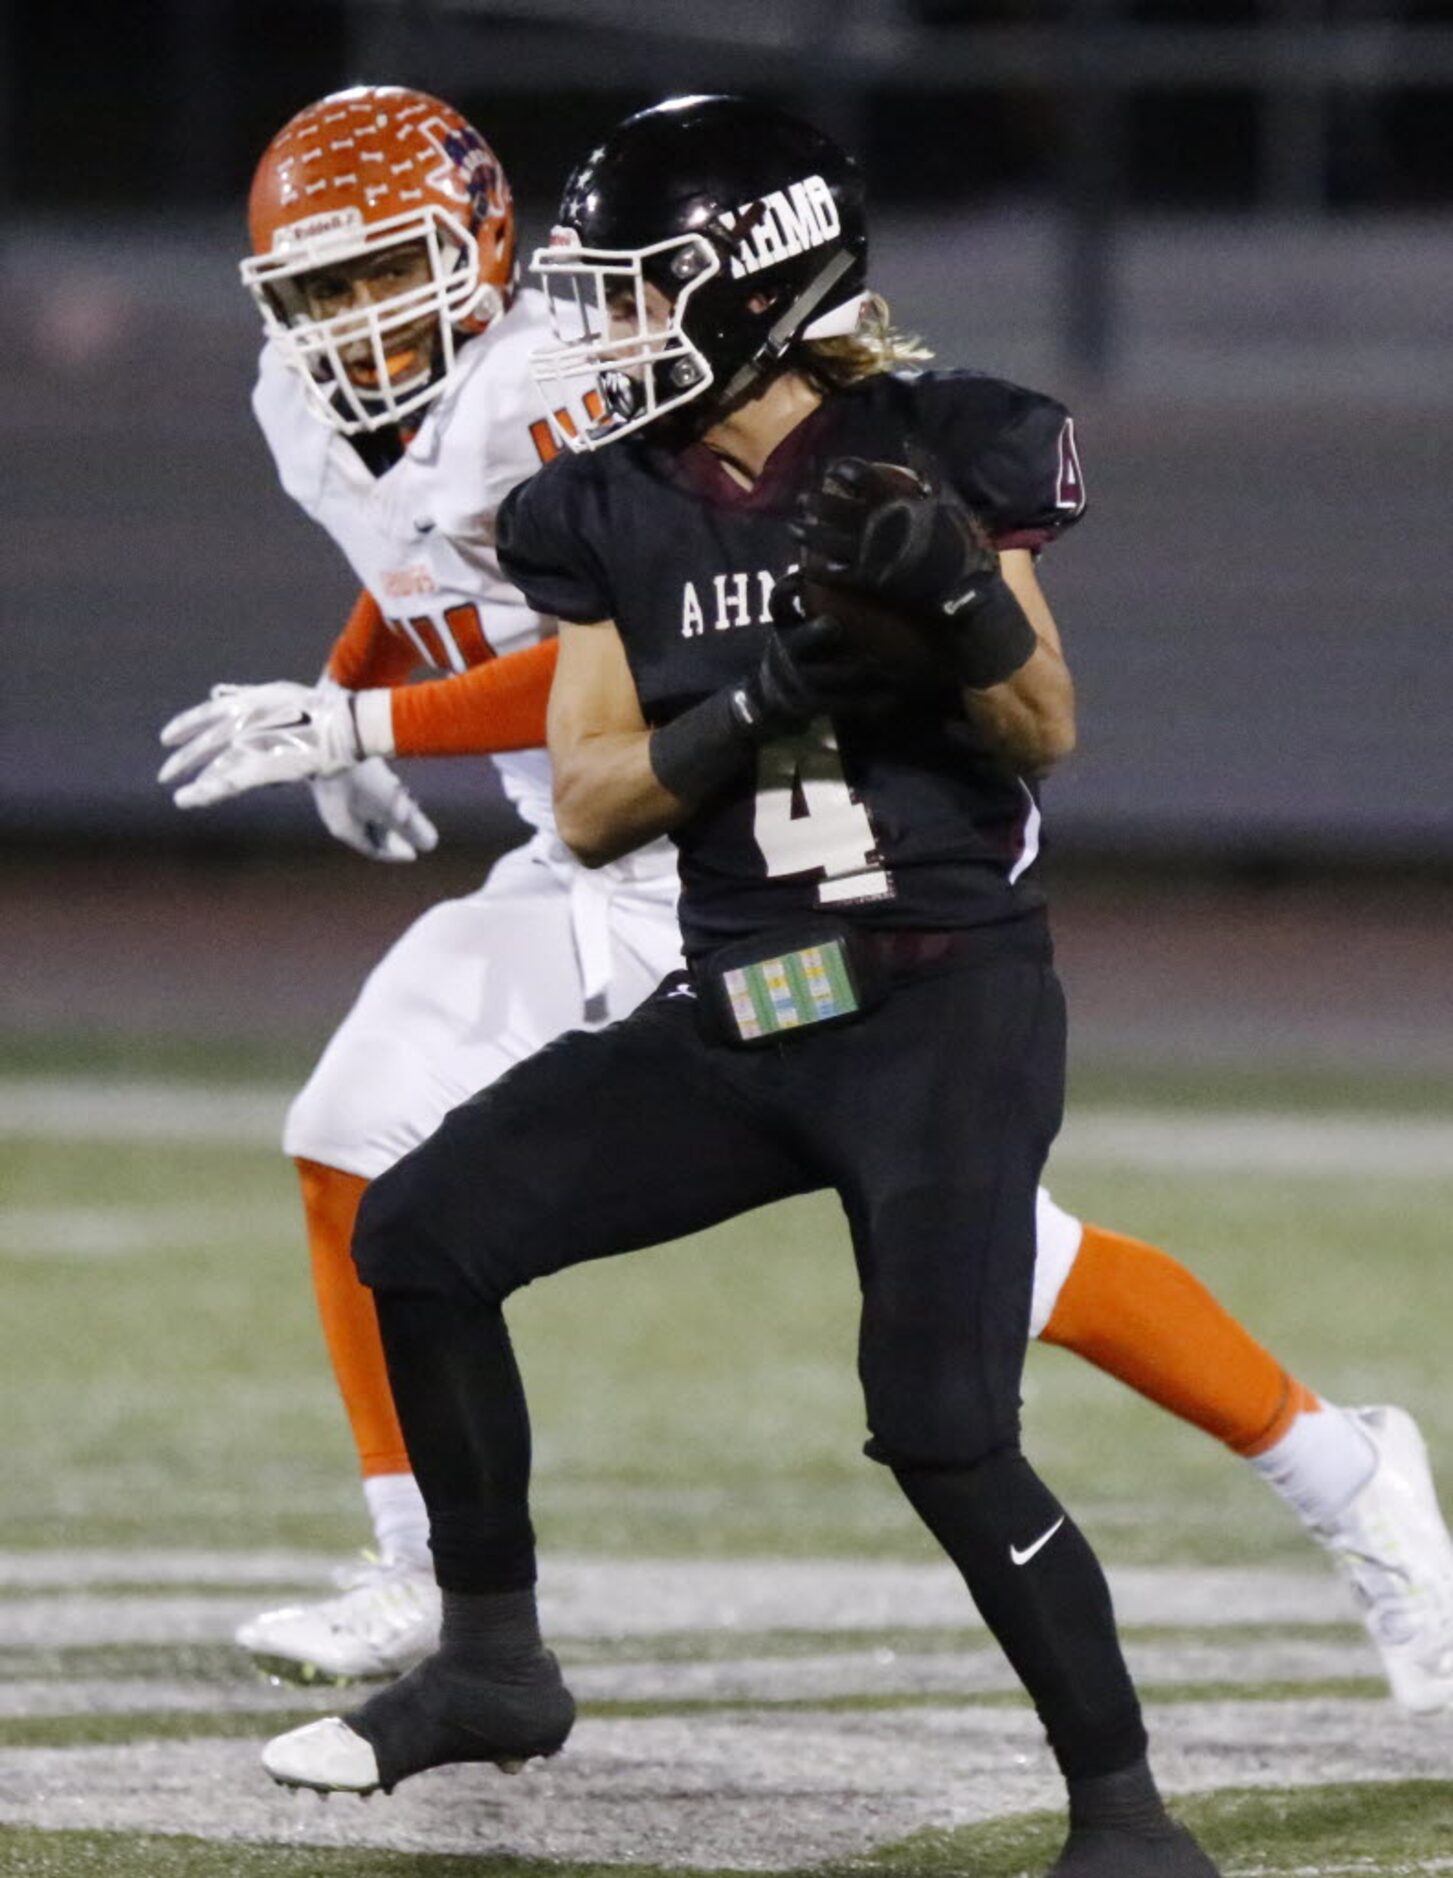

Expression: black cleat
xmin=261 ymin=1645 xmax=574 ymax=1795
xmin=346 ymin=1643 xmax=575 ymax=1791
xmin=1046 ymin=1819 xmax=1222 ymax=1876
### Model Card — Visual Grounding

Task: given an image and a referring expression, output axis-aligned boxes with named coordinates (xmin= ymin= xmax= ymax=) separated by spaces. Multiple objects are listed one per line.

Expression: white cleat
xmin=263 ymin=1716 xmax=384 ymax=1794
xmin=236 ymin=1561 xmax=441 ymax=1685
xmin=1312 ymin=1405 xmax=1453 ymax=1713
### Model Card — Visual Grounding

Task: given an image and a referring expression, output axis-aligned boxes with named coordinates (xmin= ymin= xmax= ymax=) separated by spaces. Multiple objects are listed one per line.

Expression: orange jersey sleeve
xmin=390 ymin=637 xmax=557 ymax=758
xmin=326 ymin=589 xmax=420 ymax=691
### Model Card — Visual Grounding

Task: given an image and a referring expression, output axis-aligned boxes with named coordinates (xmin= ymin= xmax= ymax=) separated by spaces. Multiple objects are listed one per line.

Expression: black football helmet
xmin=529 ymin=94 xmax=869 ymax=449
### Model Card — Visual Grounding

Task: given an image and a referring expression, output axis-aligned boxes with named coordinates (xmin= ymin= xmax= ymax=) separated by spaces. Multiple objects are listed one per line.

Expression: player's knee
xmin=1029 ymin=1188 xmax=1084 ymax=1338
xmin=351 ymin=1114 xmax=534 ymax=1309
xmin=351 ymin=1140 xmax=476 ymax=1303
xmin=863 ymin=1400 xmax=1013 ymax=1474
xmin=890 ymin=1437 xmax=1024 ymax=1489
xmin=284 ymin=1037 xmax=430 ymax=1174
xmin=281 ymin=1075 xmax=333 ymax=1158
xmin=860 ymin=1329 xmax=1018 ymax=1470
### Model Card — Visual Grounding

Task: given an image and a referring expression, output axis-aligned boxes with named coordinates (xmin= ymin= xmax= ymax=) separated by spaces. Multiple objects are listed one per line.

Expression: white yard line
xmin=3 ymin=1077 xmax=1450 ymax=1177
xmin=0 ymin=1553 xmax=1363 ymax=1632
xmin=0 ymin=1550 xmax=339 ymax=1588
xmin=0 ymin=1635 xmax=1384 ymax=1717
xmin=0 ymin=1080 xmax=288 ymax=1145
xmin=0 ymin=1700 xmax=1447 ymax=1870
xmin=0 ymin=1202 xmax=297 ymax=1257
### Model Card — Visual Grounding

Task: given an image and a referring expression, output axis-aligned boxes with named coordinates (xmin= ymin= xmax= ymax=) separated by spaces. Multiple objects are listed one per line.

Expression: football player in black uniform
xmin=261 ymin=95 xmax=1220 ymax=1876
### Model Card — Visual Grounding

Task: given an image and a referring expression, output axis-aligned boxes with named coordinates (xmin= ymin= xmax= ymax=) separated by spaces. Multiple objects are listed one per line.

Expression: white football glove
xmin=309 ymin=759 xmax=439 ymax=863
xmin=158 ymin=677 xmax=437 ymax=862
xmin=158 ymin=679 xmax=363 ymax=807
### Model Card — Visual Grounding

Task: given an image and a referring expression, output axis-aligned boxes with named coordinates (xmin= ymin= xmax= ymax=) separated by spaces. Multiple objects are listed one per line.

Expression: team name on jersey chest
xmin=379 ymin=564 xmax=438 ymax=599
xmin=680 ymin=568 xmax=782 ymax=638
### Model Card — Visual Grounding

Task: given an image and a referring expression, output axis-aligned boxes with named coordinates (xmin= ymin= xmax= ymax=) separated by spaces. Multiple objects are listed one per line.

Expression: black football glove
xmin=731 ymin=573 xmax=886 ymax=735
xmin=792 ymin=457 xmax=1037 ymax=689
xmin=793 ymin=457 xmax=994 ymax=615
xmin=647 ymin=575 xmax=888 ymax=805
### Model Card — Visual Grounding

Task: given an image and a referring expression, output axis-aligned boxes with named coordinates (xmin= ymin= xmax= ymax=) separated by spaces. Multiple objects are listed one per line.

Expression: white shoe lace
xmin=330 ymin=1549 xmax=386 ymax=1592
xmin=329 ymin=1549 xmax=432 ymax=1593
xmin=1327 ymin=1523 xmax=1423 ymax=1645
xmin=1317 ymin=1409 xmax=1453 ymax=1657
xmin=327 ymin=1571 xmax=435 ymax=1653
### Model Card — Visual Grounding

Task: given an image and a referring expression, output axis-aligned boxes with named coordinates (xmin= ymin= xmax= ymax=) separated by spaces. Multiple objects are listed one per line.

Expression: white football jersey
xmin=253 ymin=288 xmax=570 ymax=829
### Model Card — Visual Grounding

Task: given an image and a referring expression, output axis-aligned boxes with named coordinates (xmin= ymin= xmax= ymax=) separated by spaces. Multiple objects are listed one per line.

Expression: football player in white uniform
xmin=160 ymin=85 xmax=1453 ymax=1715
xmin=159 ymin=85 xmax=683 ymax=1677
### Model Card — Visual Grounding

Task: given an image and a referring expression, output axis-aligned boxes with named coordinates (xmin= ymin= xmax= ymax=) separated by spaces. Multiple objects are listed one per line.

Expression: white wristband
xmin=352 ymin=688 xmax=397 ymax=759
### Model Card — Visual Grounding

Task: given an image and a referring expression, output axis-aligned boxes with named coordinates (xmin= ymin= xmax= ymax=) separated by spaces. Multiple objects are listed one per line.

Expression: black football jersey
xmin=498 ymin=369 xmax=1086 ymax=956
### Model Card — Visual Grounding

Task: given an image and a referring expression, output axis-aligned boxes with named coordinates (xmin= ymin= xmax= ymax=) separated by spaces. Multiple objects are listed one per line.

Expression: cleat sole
xmin=267 ymin=1770 xmax=385 ymax=1799
xmin=266 ymin=1745 xmax=553 ymax=1797
xmin=248 ymin=1652 xmax=357 ymax=1690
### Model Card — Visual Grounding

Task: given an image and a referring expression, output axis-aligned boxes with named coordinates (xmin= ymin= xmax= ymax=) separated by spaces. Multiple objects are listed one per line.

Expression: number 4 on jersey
xmin=753 ymin=729 xmax=894 ymax=905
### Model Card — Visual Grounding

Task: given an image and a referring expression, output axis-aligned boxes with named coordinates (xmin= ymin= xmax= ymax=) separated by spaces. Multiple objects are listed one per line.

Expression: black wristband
xmin=648 ymin=686 xmax=757 ymax=802
xmin=947 ymin=574 xmax=1039 ymax=689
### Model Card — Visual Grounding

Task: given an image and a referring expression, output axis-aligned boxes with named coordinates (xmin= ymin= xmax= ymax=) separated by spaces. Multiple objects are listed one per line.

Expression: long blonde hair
xmin=792 ymin=293 xmax=933 ymax=390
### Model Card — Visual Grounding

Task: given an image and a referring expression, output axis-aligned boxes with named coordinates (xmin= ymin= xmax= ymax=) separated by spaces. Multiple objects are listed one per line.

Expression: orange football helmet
xmin=242 ymin=86 xmax=516 ymax=434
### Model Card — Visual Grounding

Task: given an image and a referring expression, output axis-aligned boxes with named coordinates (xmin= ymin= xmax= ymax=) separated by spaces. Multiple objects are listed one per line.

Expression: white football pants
xmin=284 ymin=830 xmax=684 ymax=1181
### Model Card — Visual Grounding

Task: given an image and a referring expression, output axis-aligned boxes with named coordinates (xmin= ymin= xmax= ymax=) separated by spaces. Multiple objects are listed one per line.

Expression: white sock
xmin=1250 ymin=1398 xmax=1377 ymax=1529
xmin=363 ymin=1472 xmax=431 ymax=1569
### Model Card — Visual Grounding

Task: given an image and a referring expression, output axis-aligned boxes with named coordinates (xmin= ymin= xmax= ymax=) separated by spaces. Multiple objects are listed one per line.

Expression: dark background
xmin=3 ymin=0 xmax=1451 ymax=1061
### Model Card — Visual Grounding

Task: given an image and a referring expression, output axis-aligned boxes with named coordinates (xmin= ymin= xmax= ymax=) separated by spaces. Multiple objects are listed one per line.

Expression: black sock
xmin=894 ymin=1447 xmax=1147 ymax=1778
xmin=439 ymin=1586 xmax=545 ymax=1670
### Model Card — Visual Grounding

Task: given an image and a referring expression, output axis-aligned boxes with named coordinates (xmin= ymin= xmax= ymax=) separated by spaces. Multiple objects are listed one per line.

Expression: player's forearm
xmin=326 ymin=640 xmax=557 ymax=761
xmin=551 ymin=729 xmax=691 ymax=867
xmin=961 ymin=639 xmax=1076 ymax=775
xmin=959 ymin=549 xmax=1076 ymax=774
xmin=390 ymin=640 xmax=557 ymax=757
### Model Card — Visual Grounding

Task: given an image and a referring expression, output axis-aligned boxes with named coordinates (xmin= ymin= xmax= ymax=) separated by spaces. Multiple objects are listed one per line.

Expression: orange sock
xmin=295 ymin=1157 xmax=411 ymax=1478
xmin=1040 ymin=1222 xmax=1319 ymax=1457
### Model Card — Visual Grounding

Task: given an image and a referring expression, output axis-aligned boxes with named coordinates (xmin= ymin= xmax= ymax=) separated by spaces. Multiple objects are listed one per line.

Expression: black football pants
xmin=353 ymin=912 xmax=1147 ymax=1777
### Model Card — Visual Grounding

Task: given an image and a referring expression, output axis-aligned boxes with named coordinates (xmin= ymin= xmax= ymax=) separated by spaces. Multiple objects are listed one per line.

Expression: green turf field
xmin=1 ymin=1054 xmax=1450 ymax=1874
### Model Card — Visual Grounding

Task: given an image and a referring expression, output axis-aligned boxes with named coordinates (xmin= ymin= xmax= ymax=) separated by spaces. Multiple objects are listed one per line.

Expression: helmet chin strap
xmin=714 ymin=248 xmax=858 ymax=410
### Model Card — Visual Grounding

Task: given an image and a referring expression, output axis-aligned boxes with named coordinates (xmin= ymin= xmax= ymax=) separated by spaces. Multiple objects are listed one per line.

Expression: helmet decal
xmin=719 ymin=176 xmax=842 ymax=280
xmin=421 ymin=117 xmax=507 ymax=234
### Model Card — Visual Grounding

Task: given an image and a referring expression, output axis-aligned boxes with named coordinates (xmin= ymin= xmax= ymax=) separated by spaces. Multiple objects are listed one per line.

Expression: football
xmin=799 ymin=460 xmax=956 ymax=692
xmin=802 ymin=576 xmax=950 ymax=691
